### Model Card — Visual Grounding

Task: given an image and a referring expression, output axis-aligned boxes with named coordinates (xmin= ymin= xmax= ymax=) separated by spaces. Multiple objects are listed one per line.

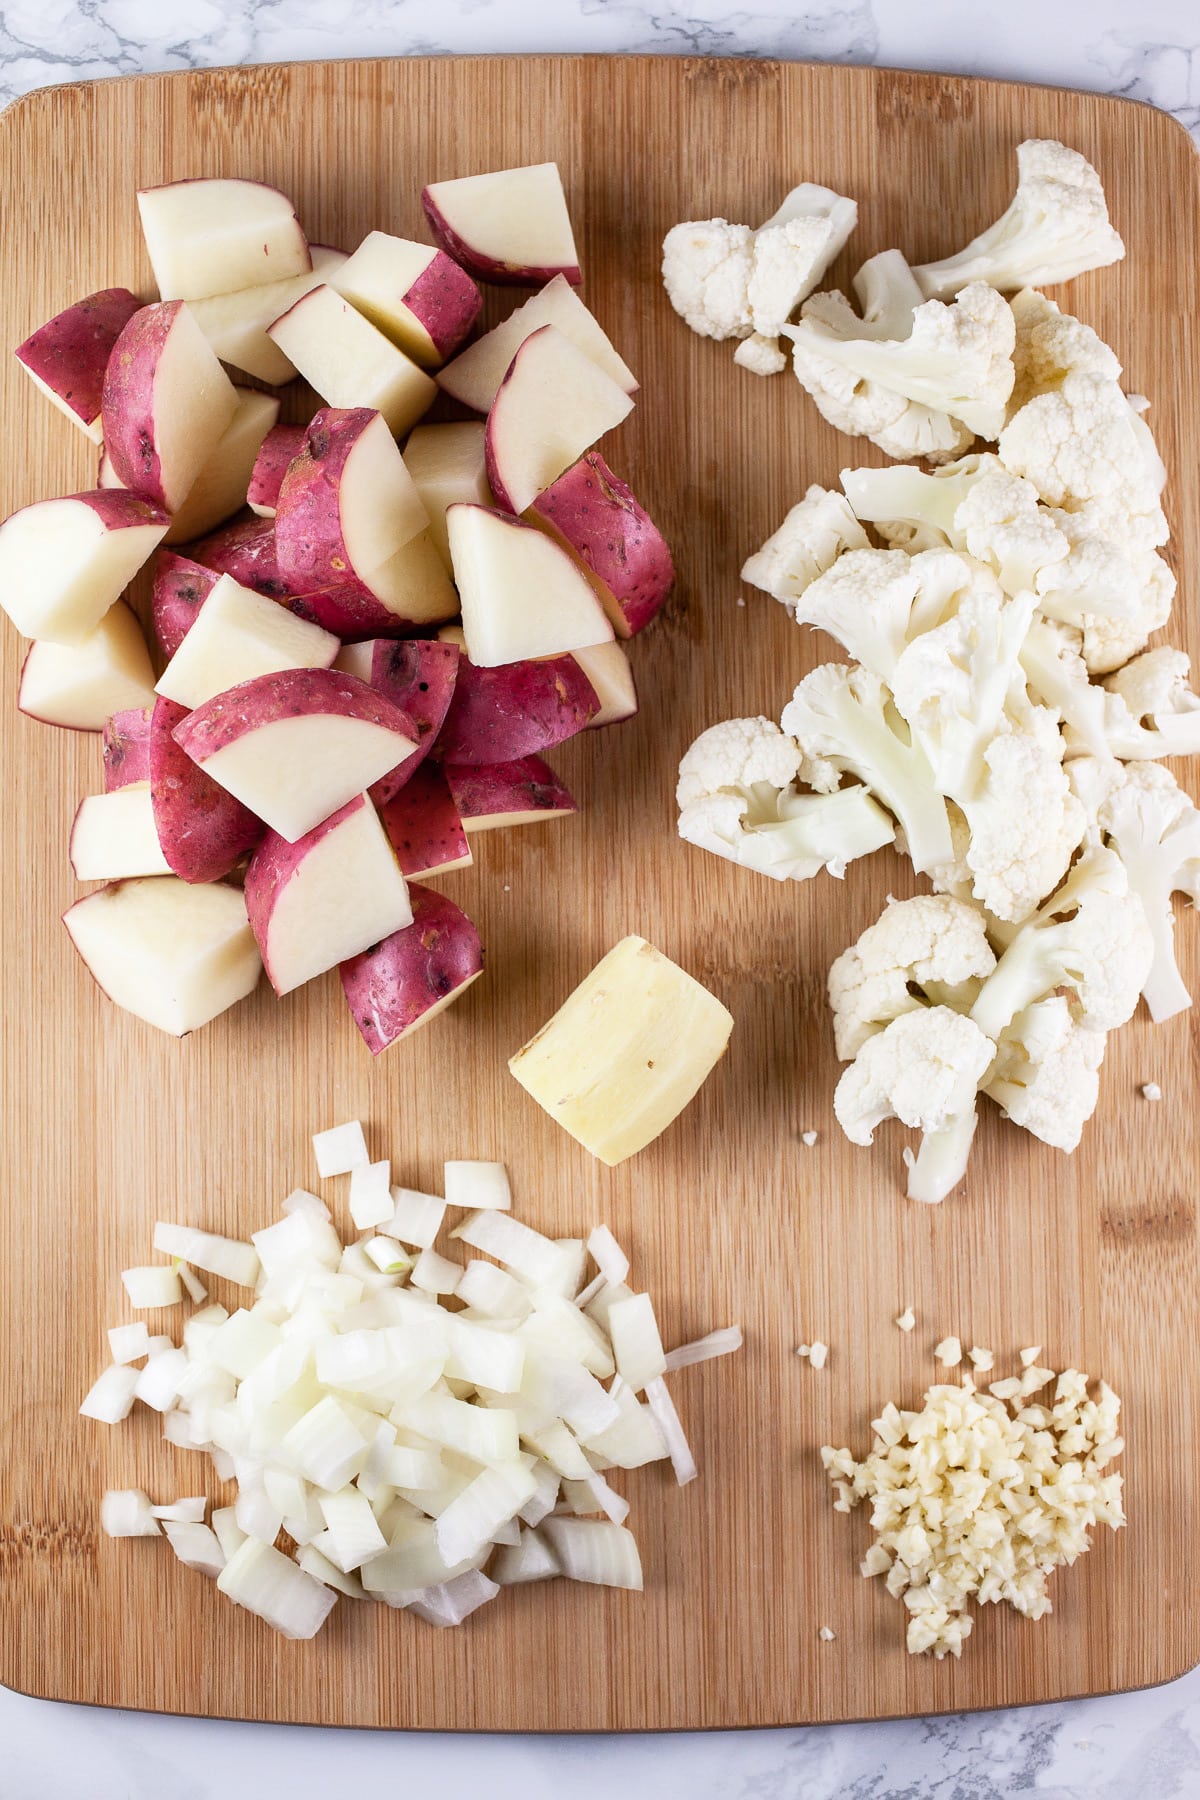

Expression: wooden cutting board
xmin=1 ymin=55 xmax=1198 ymax=1733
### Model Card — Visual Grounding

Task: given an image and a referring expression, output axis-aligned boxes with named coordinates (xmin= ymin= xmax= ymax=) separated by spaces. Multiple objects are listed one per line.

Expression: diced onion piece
xmin=134 ymin=1347 xmax=189 ymax=1412
xmin=386 ymin=1445 xmax=443 ymax=1490
xmin=522 ymin=1420 xmax=593 ymax=1481
xmin=584 ymin=1279 xmax=633 ymax=1332
xmin=435 ymin=1461 xmax=539 ymax=1567
xmin=517 ymin=1461 xmax=561 ymax=1527
xmin=252 ymin=1209 xmax=342 ymax=1276
xmin=541 ymin=1517 xmax=644 ymax=1590
xmin=153 ymin=1222 xmax=260 ymax=1287
xmin=443 ymin=1160 xmax=512 ymax=1212
xmin=349 ymin=1160 xmax=393 ymax=1230
xmin=577 ymin=1378 xmax=667 ymax=1469
xmin=281 ymin=1187 xmax=331 ymax=1222
xmin=542 ymin=1240 xmax=587 ymax=1299
xmin=262 ymin=1468 xmax=309 ymax=1519
xmin=407 ymin=1390 xmax=519 ymax=1463
xmin=164 ymin=1520 xmax=226 ymax=1577
xmin=162 ymin=1408 xmax=201 ymax=1448
xmin=645 ymin=1375 xmax=698 ymax=1486
xmin=606 ymin=1292 xmax=666 ymax=1393
xmin=584 ymin=1473 xmax=631 ymax=1525
xmin=491 ymin=1517 xmax=522 ymax=1547
xmin=455 ymin=1260 xmax=531 ymax=1320
xmin=121 ymin=1265 xmax=182 ymax=1308
xmin=80 ymin=1362 xmax=141 ymax=1423
xmin=451 ymin=1210 xmax=565 ymax=1287
xmin=407 ymin=1569 xmax=501 ymax=1627
xmin=586 ymin=1225 xmax=629 ymax=1286
xmin=297 ymin=1544 xmax=366 ymax=1598
xmin=107 ymin=1321 xmax=151 ymax=1365
xmin=282 ymin=1395 xmax=371 ymax=1490
xmin=574 ymin=1273 xmax=607 ymax=1309
xmin=211 ymin=1506 xmax=246 ymax=1562
xmin=101 ymin=1488 xmax=160 ymax=1536
xmin=663 ymin=1325 xmax=744 ymax=1373
xmin=175 ymin=1262 xmax=209 ymax=1304
xmin=207 ymin=1309 xmax=282 ymax=1379
xmin=235 ymin=1486 xmax=285 ymax=1545
xmin=360 ymin=1516 xmax=478 ymax=1594
xmin=524 ymin=1294 xmax=615 ymax=1379
xmin=410 ymin=1248 xmax=463 ymax=1296
xmin=151 ymin=1496 xmax=207 ymax=1522
xmin=312 ymin=1121 xmax=370 ymax=1178
xmin=318 ymin=1485 xmax=389 ymax=1570
xmin=492 ymin=1525 xmax=561 ymax=1585
xmin=388 ymin=1186 xmax=447 ymax=1249
xmin=217 ymin=1538 xmax=338 ymax=1639
xmin=363 ymin=1235 xmax=413 ymax=1274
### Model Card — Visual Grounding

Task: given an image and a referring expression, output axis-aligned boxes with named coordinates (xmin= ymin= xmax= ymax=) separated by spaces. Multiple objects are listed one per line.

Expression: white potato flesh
xmin=571 ymin=641 xmax=637 ymax=727
xmin=402 ymin=423 xmax=490 ymax=569
xmin=425 ymin=164 xmax=578 ymax=275
xmin=331 ymin=641 xmax=373 ymax=680
xmin=257 ymin=801 xmax=413 ymax=996
xmin=137 ymin=179 xmax=311 ymax=302
xmin=140 ymin=305 xmax=241 ymax=512
xmin=364 ymin=528 xmax=459 ymax=622
xmin=447 ymin=504 xmax=613 ymax=667
xmin=166 ymin=388 xmax=280 ymax=545
xmin=155 ymin=575 xmax=339 ymax=710
xmin=63 ymin=875 xmax=262 ymax=1036
xmin=266 ymin=287 xmax=436 ymax=436
xmin=486 ymin=326 xmax=634 ymax=515
xmin=329 ymin=233 xmax=441 ymax=362
xmin=337 ymin=411 xmax=430 ymax=570
xmin=0 ymin=499 xmax=167 ymax=644
xmin=187 ymin=245 xmax=348 ymax=385
xmin=17 ymin=601 xmax=154 ymax=728
xmin=197 ymin=713 xmax=418 ymax=844
xmin=70 ymin=784 xmax=171 ymax=881
xmin=438 ymin=275 xmax=636 ymax=412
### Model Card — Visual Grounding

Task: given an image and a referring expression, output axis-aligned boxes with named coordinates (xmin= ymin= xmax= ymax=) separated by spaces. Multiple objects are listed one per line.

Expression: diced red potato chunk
xmin=340 ymin=881 xmax=483 ymax=1055
xmin=436 ymin=275 xmax=636 ymax=413
xmin=164 ymin=387 xmax=280 ymax=545
xmin=0 ymin=489 xmax=168 ymax=644
xmin=136 ymin=178 xmax=311 ymax=302
xmin=274 ymin=407 xmax=429 ymax=593
xmin=248 ymin=424 xmax=307 ymax=517
xmin=70 ymin=783 xmax=172 ymax=880
xmin=571 ymin=641 xmax=639 ymax=728
xmin=434 ymin=651 xmax=599 ymax=764
xmin=356 ymin=637 xmax=461 ymax=799
xmin=18 ymin=603 xmax=155 ymax=731
xmin=155 ymin=573 xmax=339 ymax=711
xmin=377 ymin=762 xmax=472 ymax=879
xmin=266 ymin=287 xmax=437 ymax=437
xmin=151 ymin=553 xmax=219 ymax=657
xmin=444 ymin=755 xmax=576 ymax=831
xmin=172 ymin=667 xmax=419 ymax=844
xmin=244 ymin=794 xmax=413 ymax=997
xmin=15 ymin=287 xmax=142 ymax=442
xmin=421 ymin=163 xmax=581 ymax=286
xmin=330 ymin=232 xmax=482 ymax=367
xmin=101 ymin=301 xmax=240 ymax=512
xmin=187 ymin=245 xmax=348 ymax=386
xmin=528 ymin=451 xmax=674 ymax=638
xmin=185 ymin=516 xmax=293 ymax=600
xmin=447 ymin=502 xmax=613 ymax=667
xmin=402 ymin=422 xmax=491 ymax=571
xmin=484 ymin=325 xmax=634 ymax=516
xmin=102 ymin=706 xmax=153 ymax=788
xmin=150 ymin=695 xmax=265 ymax=883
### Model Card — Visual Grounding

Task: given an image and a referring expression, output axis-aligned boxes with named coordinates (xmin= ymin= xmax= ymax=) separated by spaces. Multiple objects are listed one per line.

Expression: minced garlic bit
xmin=1141 ymin=1081 xmax=1162 ymax=1101
xmin=821 ymin=1365 xmax=1125 ymax=1659
xmin=968 ymin=1345 xmax=994 ymax=1372
xmin=818 ymin=1625 xmax=836 ymax=1642
xmin=934 ymin=1335 xmax=962 ymax=1368
xmin=797 ymin=1341 xmax=829 ymax=1369
xmin=896 ymin=1306 xmax=916 ymax=1333
xmin=801 ymin=1130 xmax=819 ymax=1147
xmin=1019 ymin=1345 xmax=1042 ymax=1368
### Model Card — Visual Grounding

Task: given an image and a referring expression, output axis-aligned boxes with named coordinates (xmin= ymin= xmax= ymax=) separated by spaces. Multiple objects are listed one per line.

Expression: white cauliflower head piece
xmin=998 ymin=372 xmax=1168 ymax=546
xmin=661 ymin=219 xmax=756 ymax=340
xmin=1103 ymin=650 xmax=1200 ymax=760
xmin=957 ymin=718 xmax=1087 ymax=924
xmin=827 ymin=893 xmax=997 ymax=1060
xmin=1099 ymin=761 xmax=1200 ymax=1022
xmin=676 ymin=716 xmax=802 ymax=810
xmin=740 ymin=485 xmax=870 ymax=612
xmin=1008 ymin=288 xmax=1122 ymax=413
xmin=985 ymin=996 xmax=1106 ymax=1151
xmin=913 ymin=138 xmax=1126 ymax=299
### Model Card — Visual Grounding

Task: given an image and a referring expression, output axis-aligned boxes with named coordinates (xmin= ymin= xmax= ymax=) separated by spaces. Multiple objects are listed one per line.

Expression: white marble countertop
xmin=3 ymin=3 xmax=1200 ymax=1795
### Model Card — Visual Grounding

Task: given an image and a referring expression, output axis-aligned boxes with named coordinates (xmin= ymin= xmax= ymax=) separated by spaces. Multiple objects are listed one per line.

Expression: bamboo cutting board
xmin=0 ymin=55 xmax=1198 ymax=1733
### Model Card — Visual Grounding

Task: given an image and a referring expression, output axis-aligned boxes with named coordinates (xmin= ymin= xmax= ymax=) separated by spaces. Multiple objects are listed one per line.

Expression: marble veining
xmin=2 ymin=2 xmax=1199 ymax=1795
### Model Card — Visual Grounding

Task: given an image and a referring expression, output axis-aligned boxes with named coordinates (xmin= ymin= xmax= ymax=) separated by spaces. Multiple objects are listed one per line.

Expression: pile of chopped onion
xmin=82 ymin=1126 xmax=742 ymax=1639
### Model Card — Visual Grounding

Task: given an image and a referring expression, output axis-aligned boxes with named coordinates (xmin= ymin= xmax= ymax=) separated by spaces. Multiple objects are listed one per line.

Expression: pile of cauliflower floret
xmin=666 ymin=140 xmax=1200 ymax=1204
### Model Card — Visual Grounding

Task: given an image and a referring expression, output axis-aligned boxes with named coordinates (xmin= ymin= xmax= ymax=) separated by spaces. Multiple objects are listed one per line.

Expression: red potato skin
xmin=420 ymin=190 xmax=581 ymax=288
xmin=529 ymin=451 xmax=675 ymax=638
xmin=377 ymin=762 xmax=470 ymax=877
xmin=244 ymin=795 xmax=368 ymax=993
xmin=403 ymin=253 xmax=483 ymax=358
xmin=102 ymin=707 xmax=153 ymax=790
xmin=185 ymin=515 xmax=293 ymax=600
xmin=248 ymin=424 xmax=307 ymax=516
xmin=151 ymin=552 xmax=218 ymax=656
xmin=69 ymin=487 xmax=169 ymax=533
xmin=366 ymin=638 xmax=460 ymax=800
xmin=150 ymin=696 xmax=265 ymax=883
xmin=274 ymin=407 xmax=388 ymax=596
xmin=433 ymin=651 xmax=599 ymax=765
xmin=443 ymin=754 xmax=576 ymax=825
xmin=15 ymin=288 xmax=142 ymax=430
xmin=172 ymin=666 xmax=418 ymax=765
xmin=101 ymin=302 xmax=188 ymax=506
xmin=339 ymin=880 xmax=483 ymax=1055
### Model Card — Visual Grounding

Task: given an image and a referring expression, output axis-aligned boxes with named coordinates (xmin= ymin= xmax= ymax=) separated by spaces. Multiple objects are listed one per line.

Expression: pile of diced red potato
xmin=3 ymin=167 xmax=673 ymax=1048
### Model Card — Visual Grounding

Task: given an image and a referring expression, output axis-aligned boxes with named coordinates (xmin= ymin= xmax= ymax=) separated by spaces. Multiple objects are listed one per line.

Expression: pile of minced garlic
xmin=821 ymin=1358 xmax=1125 ymax=1658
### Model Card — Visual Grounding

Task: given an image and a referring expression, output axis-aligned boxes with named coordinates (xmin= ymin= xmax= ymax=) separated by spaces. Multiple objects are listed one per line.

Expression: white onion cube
xmin=443 ymin=1161 xmax=511 ymax=1212
xmin=313 ymin=1121 xmax=369 ymax=1177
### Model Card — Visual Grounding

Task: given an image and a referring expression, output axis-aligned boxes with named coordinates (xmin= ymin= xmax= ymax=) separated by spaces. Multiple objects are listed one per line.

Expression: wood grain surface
xmin=0 ymin=55 xmax=1198 ymax=1733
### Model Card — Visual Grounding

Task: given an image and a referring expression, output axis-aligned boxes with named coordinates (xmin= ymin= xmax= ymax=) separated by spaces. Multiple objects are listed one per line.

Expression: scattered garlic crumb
xmin=896 ymin=1306 xmax=916 ymax=1333
xmin=934 ymin=1335 xmax=962 ymax=1368
xmin=503 ymin=884 xmax=511 ymax=892
xmin=988 ymin=1375 xmax=1022 ymax=1400
xmin=801 ymin=1130 xmax=819 ymax=1147
xmin=735 ymin=596 xmax=747 ymax=607
xmin=818 ymin=1625 xmax=836 ymax=1642
xmin=1141 ymin=1082 xmax=1162 ymax=1101
xmin=797 ymin=1341 xmax=829 ymax=1369
xmin=1020 ymin=1345 xmax=1042 ymax=1368
xmin=969 ymin=1345 xmax=994 ymax=1372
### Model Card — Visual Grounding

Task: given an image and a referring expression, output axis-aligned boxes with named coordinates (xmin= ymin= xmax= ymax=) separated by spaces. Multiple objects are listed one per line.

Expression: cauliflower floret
xmin=733 ymin=333 xmax=789 ymax=377
xmin=833 ymin=1006 xmax=997 ymax=1205
xmin=957 ymin=721 xmax=1086 ymax=924
xmin=678 ymin=784 xmax=894 ymax=883
xmin=985 ymin=997 xmax=1106 ymax=1152
xmin=661 ymin=219 xmax=755 ymax=339
xmin=785 ymin=546 xmax=980 ymax=681
xmin=912 ymin=139 xmax=1126 ymax=300
xmin=781 ymin=663 xmax=954 ymax=876
xmin=740 ymin=485 xmax=870 ymax=612
xmin=827 ymin=893 xmax=997 ymax=1059
xmin=1008 ymin=289 xmax=1122 ymax=414
xmin=788 ymin=263 xmax=1015 ymax=441
xmin=1099 ymin=762 xmax=1200 ymax=1022
xmin=676 ymin=716 xmax=802 ymax=809
xmin=998 ymin=372 xmax=1168 ymax=545
xmin=1020 ymin=618 xmax=1114 ymax=762
xmin=970 ymin=847 xmax=1153 ymax=1041
xmin=786 ymin=339 xmax=973 ymax=463
xmin=1103 ymin=650 xmax=1200 ymax=760
xmin=1066 ymin=754 xmax=1127 ymax=844
xmin=842 ymin=453 xmax=1069 ymax=597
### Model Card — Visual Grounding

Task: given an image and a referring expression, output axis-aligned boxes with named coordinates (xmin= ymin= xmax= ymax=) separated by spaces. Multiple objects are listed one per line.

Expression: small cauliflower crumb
xmin=797 ymin=1341 xmax=830 ymax=1369
xmin=818 ymin=1625 xmax=837 ymax=1642
xmin=969 ymin=1345 xmax=995 ymax=1372
xmin=934 ymin=1335 xmax=962 ymax=1367
xmin=1020 ymin=1345 xmax=1043 ymax=1367
xmin=801 ymin=1129 xmax=819 ymax=1147
xmin=822 ymin=1359 xmax=1124 ymax=1658
xmin=1141 ymin=1081 xmax=1162 ymax=1101
xmin=896 ymin=1306 xmax=916 ymax=1333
